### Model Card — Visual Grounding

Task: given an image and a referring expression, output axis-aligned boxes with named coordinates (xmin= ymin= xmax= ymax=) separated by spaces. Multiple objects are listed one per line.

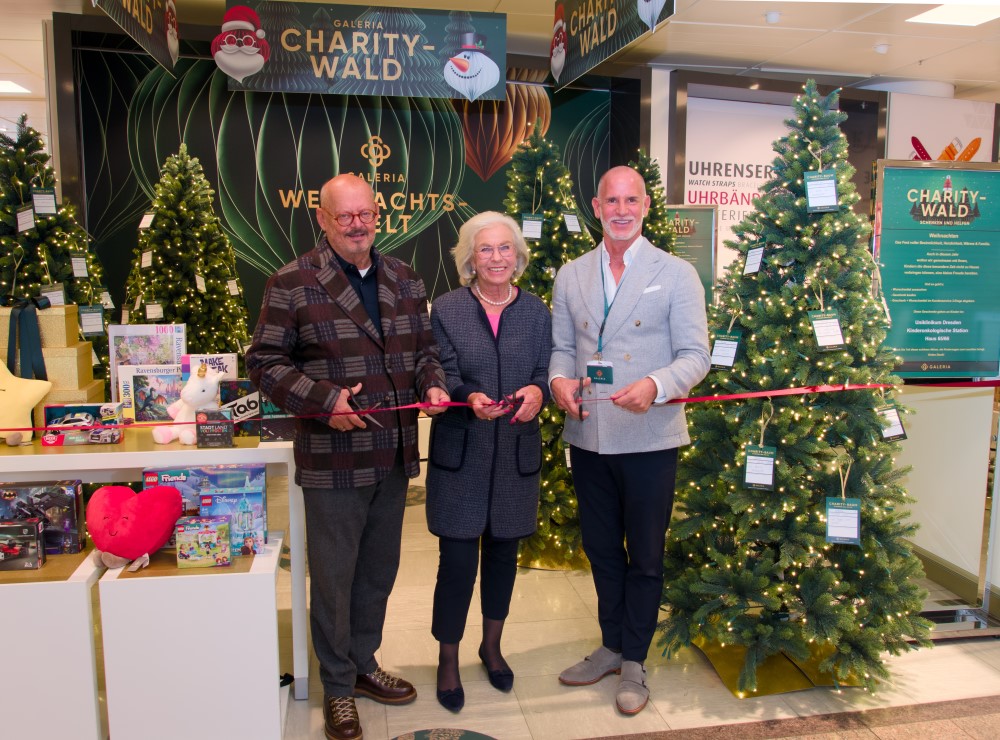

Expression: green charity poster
xmin=667 ymin=205 xmax=716 ymax=306
xmin=875 ymin=161 xmax=1000 ymax=377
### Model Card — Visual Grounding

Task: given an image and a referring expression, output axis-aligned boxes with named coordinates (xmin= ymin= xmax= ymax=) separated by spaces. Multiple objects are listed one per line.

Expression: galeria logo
xmin=361 ymin=136 xmax=392 ymax=168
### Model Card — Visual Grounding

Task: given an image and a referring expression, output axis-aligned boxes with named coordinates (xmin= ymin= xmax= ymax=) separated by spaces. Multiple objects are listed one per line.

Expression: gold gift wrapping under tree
xmin=0 ymin=304 xmax=78 ymax=349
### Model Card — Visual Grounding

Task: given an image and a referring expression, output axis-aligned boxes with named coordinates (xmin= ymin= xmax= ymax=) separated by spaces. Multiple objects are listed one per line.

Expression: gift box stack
xmin=0 ymin=304 xmax=104 ymax=428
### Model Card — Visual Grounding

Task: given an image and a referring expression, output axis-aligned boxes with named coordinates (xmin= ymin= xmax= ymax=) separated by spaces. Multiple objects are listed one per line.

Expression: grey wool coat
xmin=425 ymin=287 xmax=552 ymax=540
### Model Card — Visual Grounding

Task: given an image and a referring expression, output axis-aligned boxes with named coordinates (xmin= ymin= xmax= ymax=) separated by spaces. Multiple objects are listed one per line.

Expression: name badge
xmin=586 ymin=360 xmax=614 ymax=398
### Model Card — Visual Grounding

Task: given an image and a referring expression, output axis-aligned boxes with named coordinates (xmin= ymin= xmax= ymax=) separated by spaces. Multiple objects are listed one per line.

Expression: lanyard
xmin=597 ymin=258 xmax=626 ymax=357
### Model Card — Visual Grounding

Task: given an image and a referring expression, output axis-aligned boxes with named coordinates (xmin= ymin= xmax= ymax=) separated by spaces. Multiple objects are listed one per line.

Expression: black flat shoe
xmin=478 ymin=646 xmax=514 ymax=692
xmin=436 ymin=686 xmax=465 ymax=712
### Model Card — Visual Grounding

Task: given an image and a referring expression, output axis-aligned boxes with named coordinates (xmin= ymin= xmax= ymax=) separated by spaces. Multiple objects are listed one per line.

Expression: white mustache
xmin=219 ymin=44 xmax=260 ymax=55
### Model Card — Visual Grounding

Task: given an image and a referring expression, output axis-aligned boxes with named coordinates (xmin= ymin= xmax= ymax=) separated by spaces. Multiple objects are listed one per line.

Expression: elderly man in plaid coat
xmin=247 ymin=174 xmax=450 ymax=740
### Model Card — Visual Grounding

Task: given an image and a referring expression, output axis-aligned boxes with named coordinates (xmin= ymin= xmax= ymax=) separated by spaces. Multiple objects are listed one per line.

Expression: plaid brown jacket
xmin=247 ymin=237 xmax=446 ymax=489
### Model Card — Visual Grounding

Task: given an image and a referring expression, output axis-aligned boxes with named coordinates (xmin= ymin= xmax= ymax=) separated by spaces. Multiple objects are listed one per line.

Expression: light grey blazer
xmin=549 ymin=237 xmax=710 ymax=454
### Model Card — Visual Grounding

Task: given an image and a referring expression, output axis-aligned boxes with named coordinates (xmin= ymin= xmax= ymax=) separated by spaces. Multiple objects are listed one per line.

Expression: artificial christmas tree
xmin=0 ymin=114 xmax=110 ymax=374
xmin=629 ymin=148 xmax=675 ymax=254
xmin=122 ymin=144 xmax=250 ymax=358
xmin=659 ymin=81 xmax=931 ymax=694
xmin=505 ymin=125 xmax=594 ymax=568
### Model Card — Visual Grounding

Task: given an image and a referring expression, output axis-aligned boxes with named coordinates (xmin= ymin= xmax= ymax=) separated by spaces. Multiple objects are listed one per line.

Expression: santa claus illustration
xmin=165 ymin=0 xmax=179 ymax=66
xmin=550 ymin=5 xmax=567 ymax=83
xmin=211 ymin=5 xmax=271 ymax=83
xmin=443 ymin=33 xmax=501 ymax=102
xmin=637 ymin=0 xmax=669 ymax=32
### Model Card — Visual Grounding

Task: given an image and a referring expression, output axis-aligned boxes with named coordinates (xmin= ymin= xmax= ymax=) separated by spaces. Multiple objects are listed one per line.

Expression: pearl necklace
xmin=474 ymin=282 xmax=512 ymax=306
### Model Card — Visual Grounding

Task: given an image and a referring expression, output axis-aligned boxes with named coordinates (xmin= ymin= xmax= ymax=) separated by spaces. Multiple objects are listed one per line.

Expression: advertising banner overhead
xmin=550 ymin=0 xmax=673 ymax=89
xmin=874 ymin=160 xmax=1000 ymax=378
xmin=92 ymin=0 xmax=180 ymax=73
xmin=215 ymin=2 xmax=506 ymax=101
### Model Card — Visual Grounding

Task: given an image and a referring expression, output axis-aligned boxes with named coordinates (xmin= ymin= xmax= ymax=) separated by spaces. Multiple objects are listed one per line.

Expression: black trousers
xmin=431 ymin=532 xmax=520 ymax=644
xmin=570 ymin=445 xmax=679 ymax=663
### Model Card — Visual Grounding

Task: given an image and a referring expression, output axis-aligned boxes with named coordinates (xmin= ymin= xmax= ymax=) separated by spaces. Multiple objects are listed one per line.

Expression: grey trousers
xmin=303 ymin=463 xmax=408 ymax=697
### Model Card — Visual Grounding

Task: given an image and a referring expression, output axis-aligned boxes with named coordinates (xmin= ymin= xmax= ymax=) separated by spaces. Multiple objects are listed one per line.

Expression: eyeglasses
xmin=322 ymin=207 xmax=378 ymax=227
xmin=476 ymin=244 xmax=514 ymax=258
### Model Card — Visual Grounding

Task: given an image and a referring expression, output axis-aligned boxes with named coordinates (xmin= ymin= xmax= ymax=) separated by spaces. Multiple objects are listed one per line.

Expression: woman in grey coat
xmin=426 ymin=211 xmax=551 ymax=712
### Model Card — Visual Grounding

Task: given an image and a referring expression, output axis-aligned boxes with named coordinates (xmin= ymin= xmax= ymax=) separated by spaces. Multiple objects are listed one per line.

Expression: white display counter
xmin=0 ymin=431 xmax=310 ymax=703
xmin=99 ymin=534 xmax=288 ymax=739
xmin=0 ymin=551 xmax=103 ymax=738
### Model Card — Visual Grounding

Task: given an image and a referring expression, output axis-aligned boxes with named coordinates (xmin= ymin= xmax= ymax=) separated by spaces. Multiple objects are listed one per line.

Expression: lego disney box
xmin=200 ymin=490 xmax=267 ymax=555
xmin=41 ymin=402 xmax=124 ymax=446
xmin=0 ymin=480 xmax=85 ymax=554
xmin=142 ymin=464 xmax=266 ymax=517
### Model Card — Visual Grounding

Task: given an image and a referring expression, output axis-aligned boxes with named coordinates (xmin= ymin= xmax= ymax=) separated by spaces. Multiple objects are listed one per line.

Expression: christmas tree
xmin=0 ymin=114 xmax=109 ymax=372
xmin=123 ymin=144 xmax=250 ymax=357
xmin=659 ymin=81 xmax=931 ymax=694
xmin=629 ymin=149 xmax=675 ymax=253
xmin=505 ymin=125 xmax=594 ymax=568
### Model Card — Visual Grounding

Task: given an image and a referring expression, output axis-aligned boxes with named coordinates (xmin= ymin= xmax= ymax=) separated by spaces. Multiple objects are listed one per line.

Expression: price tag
xmin=71 ymin=253 xmax=89 ymax=278
xmin=808 ymin=309 xmax=845 ymax=351
xmin=145 ymin=302 xmax=164 ymax=321
xmin=79 ymin=305 xmax=105 ymax=336
xmin=121 ymin=308 xmax=130 ymax=324
xmin=140 ymin=251 xmax=153 ymax=269
xmin=521 ymin=214 xmax=543 ymax=240
xmin=227 ymin=279 xmax=240 ymax=296
xmin=138 ymin=212 xmax=155 ymax=229
xmin=877 ymin=405 xmax=907 ymax=441
xmin=100 ymin=290 xmax=115 ymax=309
xmin=133 ymin=293 xmax=142 ymax=310
xmin=17 ymin=206 xmax=35 ymax=233
xmin=826 ymin=497 xmax=861 ymax=545
xmin=40 ymin=283 xmax=66 ymax=306
xmin=195 ymin=274 xmax=207 ymax=293
xmin=744 ymin=444 xmax=776 ymax=490
xmin=31 ymin=187 xmax=57 ymax=215
xmin=805 ymin=171 xmax=839 ymax=213
xmin=562 ymin=211 xmax=582 ymax=233
xmin=743 ymin=246 xmax=764 ymax=275
xmin=92 ymin=348 xmax=100 ymax=365
xmin=564 ymin=445 xmax=572 ymax=469
xmin=710 ymin=330 xmax=741 ymax=368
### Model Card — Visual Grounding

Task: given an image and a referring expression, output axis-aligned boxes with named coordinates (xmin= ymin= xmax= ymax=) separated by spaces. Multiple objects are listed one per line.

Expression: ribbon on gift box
xmin=3 ymin=294 xmax=50 ymax=382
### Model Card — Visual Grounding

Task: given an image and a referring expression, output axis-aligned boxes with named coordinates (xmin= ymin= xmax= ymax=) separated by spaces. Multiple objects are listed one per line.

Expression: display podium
xmin=99 ymin=534 xmax=288 ymax=739
xmin=0 ymin=430 xmax=311 ymax=711
xmin=0 ymin=551 xmax=103 ymax=739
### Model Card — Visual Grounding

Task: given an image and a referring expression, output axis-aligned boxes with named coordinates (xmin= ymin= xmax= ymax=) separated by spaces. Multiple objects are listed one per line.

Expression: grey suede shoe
xmin=558 ymin=645 xmax=623 ymax=686
xmin=616 ymin=660 xmax=649 ymax=715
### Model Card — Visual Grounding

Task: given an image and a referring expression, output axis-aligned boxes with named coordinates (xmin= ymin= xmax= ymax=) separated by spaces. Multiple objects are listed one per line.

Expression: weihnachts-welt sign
xmin=213 ymin=2 xmax=506 ymax=101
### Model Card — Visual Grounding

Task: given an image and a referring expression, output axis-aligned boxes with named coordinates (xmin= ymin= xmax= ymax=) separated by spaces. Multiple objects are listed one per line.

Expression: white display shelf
xmin=99 ymin=534 xmax=288 ymax=740
xmin=0 ymin=430 xmax=310 ymax=701
xmin=0 ymin=551 xmax=103 ymax=738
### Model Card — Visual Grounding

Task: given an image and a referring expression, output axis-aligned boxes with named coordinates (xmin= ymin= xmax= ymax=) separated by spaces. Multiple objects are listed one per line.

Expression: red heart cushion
xmin=86 ymin=486 xmax=183 ymax=560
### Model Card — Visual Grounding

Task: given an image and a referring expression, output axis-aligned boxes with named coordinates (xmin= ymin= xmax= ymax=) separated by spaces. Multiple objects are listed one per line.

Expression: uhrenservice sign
xmin=875 ymin=160 xmax=1000 ymax=377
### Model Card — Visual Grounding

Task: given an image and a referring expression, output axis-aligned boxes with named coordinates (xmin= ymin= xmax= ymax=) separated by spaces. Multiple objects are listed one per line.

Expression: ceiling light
xmin=873 ymin=43 xmax=890 ymax=54
xmin=0 ymin=81 xmax=30 ymax=94
xmin=907 ymin=5 xmax=1000 ymax=26
xmin=764 ymin=11 xmax=781 ymax=24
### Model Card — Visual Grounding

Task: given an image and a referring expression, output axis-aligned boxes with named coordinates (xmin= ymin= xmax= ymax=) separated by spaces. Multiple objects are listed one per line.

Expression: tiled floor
xmin=273 ymin=491 xmax=1000 ymax=740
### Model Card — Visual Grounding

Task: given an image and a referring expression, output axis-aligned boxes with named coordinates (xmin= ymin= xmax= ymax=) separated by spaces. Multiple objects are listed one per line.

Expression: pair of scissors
xmin=346 ymin=386 xmax=385 ymax=428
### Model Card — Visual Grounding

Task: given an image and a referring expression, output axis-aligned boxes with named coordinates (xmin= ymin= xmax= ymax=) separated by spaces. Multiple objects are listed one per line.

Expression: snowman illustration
xmin=443 ymin=32 xmax=501 ymax=102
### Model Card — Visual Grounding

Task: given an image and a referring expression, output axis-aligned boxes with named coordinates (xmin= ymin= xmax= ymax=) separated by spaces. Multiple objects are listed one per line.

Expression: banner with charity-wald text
xmin=874 ymin=160 xmax=1000 ymax=378
xmin=214 ymin=2 xmax=505 ymax=101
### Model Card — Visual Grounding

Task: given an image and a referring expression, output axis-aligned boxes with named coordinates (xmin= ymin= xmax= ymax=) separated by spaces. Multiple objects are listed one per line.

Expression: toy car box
xmin=199 ymin=490 xmax=267 ymax=555
xmin=41 ymin=402 xmax=124 ymax=446
xmin=0 ymin=480 xmax=85 ymax=554
xmin=175 ymin=516 xmax=231 ymax=568
xmin=0 ymin=518 xmax=46 ymax=570
xmin=142 ymin=464 xmax=266 ymax=517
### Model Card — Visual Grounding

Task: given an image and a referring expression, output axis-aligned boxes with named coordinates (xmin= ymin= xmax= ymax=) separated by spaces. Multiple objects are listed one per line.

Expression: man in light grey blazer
xmin=550 ymin=166 xmax=710 ymax=715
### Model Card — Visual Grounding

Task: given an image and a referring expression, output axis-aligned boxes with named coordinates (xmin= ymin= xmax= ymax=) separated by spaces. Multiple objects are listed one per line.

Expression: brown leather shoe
xmin=324 ymin=695 xmax=362 ymax=740
xmin=354 ymin=667 xmax=417 ymax=705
